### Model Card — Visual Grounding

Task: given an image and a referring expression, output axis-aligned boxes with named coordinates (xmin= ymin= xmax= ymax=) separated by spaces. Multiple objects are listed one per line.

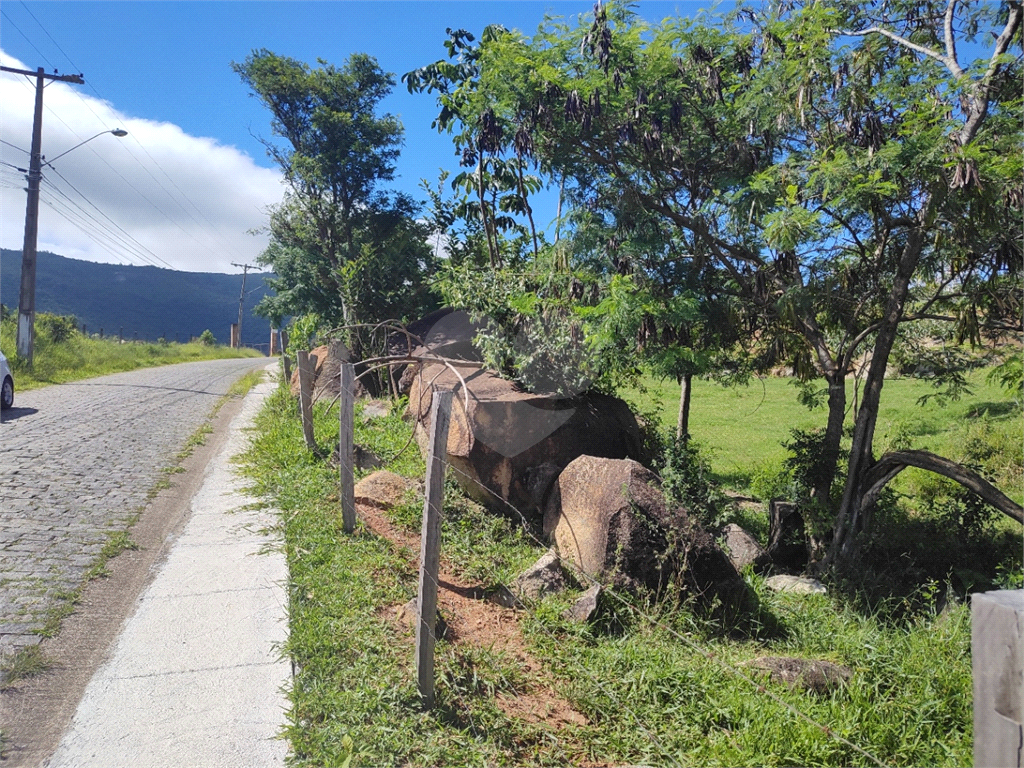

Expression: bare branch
xmin=943 ymin=0 xmax=960 ymax=74
xmin=842 ymin=26 xmax=958 ymax=73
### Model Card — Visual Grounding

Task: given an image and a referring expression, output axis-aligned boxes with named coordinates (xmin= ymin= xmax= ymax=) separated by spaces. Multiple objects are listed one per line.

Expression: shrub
xmin=35 ymin=313 xmax=79 ymax=344
xmin=198 ymin=329 xmax=216 ymax=346
xmin=660 ymin=437 xmax=725 ymax=526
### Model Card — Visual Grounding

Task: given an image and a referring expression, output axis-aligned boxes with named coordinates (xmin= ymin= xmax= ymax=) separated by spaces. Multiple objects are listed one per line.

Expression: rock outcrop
xmin=544 ymin=456 xmax=746 ymax=604
xmin=743 ymin=656 xmax=852 ymax=694
xmin=353 ymin=470 xmax=417 ymax=510
xmin=289 ymin=341 xmax=354 ymax=402
xmin=763 ymin=574 xmax=827 ymax=595
xmin=408 ymin=363 xmax=644 ymax=526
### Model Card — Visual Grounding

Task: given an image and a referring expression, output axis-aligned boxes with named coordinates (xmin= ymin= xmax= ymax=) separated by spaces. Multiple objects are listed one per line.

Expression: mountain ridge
xmin=1 ymin=249 xmax=276 ymax=348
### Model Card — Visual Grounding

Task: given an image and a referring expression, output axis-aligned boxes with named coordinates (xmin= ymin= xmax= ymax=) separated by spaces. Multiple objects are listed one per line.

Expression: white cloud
xmin=1 ymin=50 xmax=284 ymax=274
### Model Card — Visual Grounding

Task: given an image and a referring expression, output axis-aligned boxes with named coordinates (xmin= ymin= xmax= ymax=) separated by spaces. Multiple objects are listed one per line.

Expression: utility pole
xmin=231 ymin=262 xmax=260 ymax=349
xmin=1 ymin=65 xmax=85 ymax=365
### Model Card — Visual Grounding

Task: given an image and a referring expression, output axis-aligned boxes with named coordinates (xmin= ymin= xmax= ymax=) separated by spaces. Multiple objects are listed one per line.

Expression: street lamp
xmin=15 ymin=127 xmax=128 ymax=364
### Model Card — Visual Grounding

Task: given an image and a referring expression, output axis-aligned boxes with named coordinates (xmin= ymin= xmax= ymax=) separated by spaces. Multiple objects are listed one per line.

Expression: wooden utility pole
xmin=2 ymin=65 xmax=84 ymax=365
xmin=296 ymin=350 xmax=316 ymax=450
xmin=230 ymin=262 xmax=260 ymax=348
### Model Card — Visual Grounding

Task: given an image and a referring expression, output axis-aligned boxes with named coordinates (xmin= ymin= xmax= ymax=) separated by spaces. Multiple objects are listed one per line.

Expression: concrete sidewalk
xmin=45 ymin=372 xmax=290 ymax=767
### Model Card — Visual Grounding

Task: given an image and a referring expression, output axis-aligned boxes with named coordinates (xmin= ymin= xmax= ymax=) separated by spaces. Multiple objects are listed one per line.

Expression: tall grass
xmin=0 ymin=312 xmax=261 ymax=390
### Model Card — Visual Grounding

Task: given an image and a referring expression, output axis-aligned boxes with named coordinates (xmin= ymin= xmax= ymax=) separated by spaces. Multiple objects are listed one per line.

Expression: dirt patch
xmin=360 ymin=503 xmax=587 ymax=729
xmin=495 ymin=690 xmax=589 ymax=727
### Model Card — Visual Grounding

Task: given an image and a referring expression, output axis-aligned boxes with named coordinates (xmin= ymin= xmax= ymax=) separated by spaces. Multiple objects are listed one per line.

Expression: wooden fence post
xmin=297 ymin=350 xmax=316 ymax=451
xmin=339 ymin=362 xmax=356 ymax=533
xmin=282 ymin=354 xmax=292 ymax=386
xmin=416 ymin=388 xmax=453 ymax=709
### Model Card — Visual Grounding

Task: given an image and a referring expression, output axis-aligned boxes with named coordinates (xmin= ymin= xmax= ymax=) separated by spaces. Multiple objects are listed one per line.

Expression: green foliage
xmin=35 ymin=313 xmax=79 ymax=344
xmin=749 ymin=457 xmax=796 ymax=504
xmin=448 ymin=0 xmax=1022 ymax=558
xmin=235 ymin=50 xmax=438 ymax=338
xmin=197 ymin=329 xmax=216 ymax=346
xmin=659 ymin=437 xmax=725 ymax=526
xmin=435 ymin=260 xmax=603 ymax=395
xmin=987 ymin=349 xmax=1024 ymax=400
xmin=285 ymin=313 xmax=322 ymax=354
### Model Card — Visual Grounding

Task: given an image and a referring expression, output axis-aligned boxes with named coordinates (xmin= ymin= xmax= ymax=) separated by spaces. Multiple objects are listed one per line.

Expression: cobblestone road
xmin=0 ymin=357 xmax=269 ymax=661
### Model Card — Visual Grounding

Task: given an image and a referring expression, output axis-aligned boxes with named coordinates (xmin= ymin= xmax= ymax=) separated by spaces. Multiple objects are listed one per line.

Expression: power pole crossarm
xmin=0 ymin=65 xmax=84 ymax=84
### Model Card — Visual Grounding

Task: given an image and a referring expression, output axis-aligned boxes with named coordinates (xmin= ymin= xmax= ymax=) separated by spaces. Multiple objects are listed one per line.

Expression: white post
xmin=973 ymin=589 xmax=1024 ymax=768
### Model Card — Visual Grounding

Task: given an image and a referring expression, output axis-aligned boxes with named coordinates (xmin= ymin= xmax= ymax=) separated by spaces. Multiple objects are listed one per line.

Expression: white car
xmin=0 ymin=351 xmax=13 ymax=410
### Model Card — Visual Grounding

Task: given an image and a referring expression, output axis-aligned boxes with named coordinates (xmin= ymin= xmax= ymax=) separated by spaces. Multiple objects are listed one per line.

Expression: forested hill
xmin=0 ymin=249 xmax=275 ymax=347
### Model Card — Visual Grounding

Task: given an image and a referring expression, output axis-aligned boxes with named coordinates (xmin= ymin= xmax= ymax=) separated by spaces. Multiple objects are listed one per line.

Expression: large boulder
xmin=544 ymin=456 xmax=746 ymax=603
xmin=289 ymin=341 xmax=353 ymax=402
xmin=389 ymin=309 xmax=483 ymax=394
xmin=408 ymin=363 xmax=644 ymax=527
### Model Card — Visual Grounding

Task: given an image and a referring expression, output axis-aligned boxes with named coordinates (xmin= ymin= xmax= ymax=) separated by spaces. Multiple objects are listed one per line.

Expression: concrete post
xmin=973 ymin=589 xmax=1024 ymax=768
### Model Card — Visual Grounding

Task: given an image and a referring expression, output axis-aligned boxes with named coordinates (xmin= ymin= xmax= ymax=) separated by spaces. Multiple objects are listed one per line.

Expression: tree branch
xmin=943 ymin=0 xmax=961 ymax=74
xmin=861 ymin=449 xmax=1024 ymax=525
xmin=841 ymin=26 xmax=959 ymax=74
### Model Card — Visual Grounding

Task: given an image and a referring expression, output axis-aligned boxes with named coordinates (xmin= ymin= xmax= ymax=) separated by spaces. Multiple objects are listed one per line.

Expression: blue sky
xmin=1 ymin=1 xmax=714 ymax=274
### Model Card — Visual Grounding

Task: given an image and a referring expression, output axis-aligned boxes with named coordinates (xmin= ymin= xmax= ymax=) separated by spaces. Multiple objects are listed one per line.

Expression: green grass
xmin=238 ymin=375 xmax=988 ymax=767
xmin=623 ymin=370 xmax=1022 ymax=504
xmin=0 ymin=313 xmax=261 ymax=391
xmin=0 ymin=645 xmax=51 ymax=691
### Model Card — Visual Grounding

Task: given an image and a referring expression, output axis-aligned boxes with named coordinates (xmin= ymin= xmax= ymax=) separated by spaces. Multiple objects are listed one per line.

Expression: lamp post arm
xmin=42 ymin=129 xmax=128 ymax=169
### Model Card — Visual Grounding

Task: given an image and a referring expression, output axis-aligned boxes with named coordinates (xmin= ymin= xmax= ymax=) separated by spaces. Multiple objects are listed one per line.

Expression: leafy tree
xmin=234 ymin=50 xmax=438 ymax=350
xmin=465 ymin=0 xmax=1022 ymax=565
xmin=404 ymin=27 xmax=546 ymax=269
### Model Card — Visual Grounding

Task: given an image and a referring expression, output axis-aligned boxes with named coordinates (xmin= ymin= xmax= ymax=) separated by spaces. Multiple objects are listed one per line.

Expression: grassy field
xmin=0 ymin=312 xmax=262 ymax=391
xmin=623 ymin=371 xmax=1022 ymax=502
xmin=235 ymin=365 xmax=1021 ymax=766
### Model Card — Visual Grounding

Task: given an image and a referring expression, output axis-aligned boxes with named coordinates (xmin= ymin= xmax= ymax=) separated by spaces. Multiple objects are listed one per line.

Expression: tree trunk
xmin=677 ymin=374 xmax=692 ymax=442
xmin=800 ymin=374 xmax=848 ymax=564
xmin=476 ymin=143 xmax=497 ymax=269
xmin=829 ymin=220 xmax=929 ymax=569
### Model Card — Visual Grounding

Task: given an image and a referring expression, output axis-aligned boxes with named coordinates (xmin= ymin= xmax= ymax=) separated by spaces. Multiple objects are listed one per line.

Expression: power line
xmin=1 ymin=139 xmax=30 ymax=155
xmin=43 ymin=168 xmax=174 ymax=268
xmin=18 ymin=2 xmax=82 ymax=76
xmin=14 ymin=2 xmax=254 ymax=264
xmin=0 ymin=10 xmax=57 ymax=71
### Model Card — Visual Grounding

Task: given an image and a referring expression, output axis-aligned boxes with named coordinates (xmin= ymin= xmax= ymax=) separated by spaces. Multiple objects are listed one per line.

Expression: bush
xmin=35 ymin=313 xmax=79 ymax=344
xmin=660 ymin=437 xmax=724 ymax=526
xmin=198 ymin=329 xmax=216 ymax=346
xmin=286 ymin=313 xmax=321 ymax=354
xmin=749 ymin=457 xmax=795 ymax=502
